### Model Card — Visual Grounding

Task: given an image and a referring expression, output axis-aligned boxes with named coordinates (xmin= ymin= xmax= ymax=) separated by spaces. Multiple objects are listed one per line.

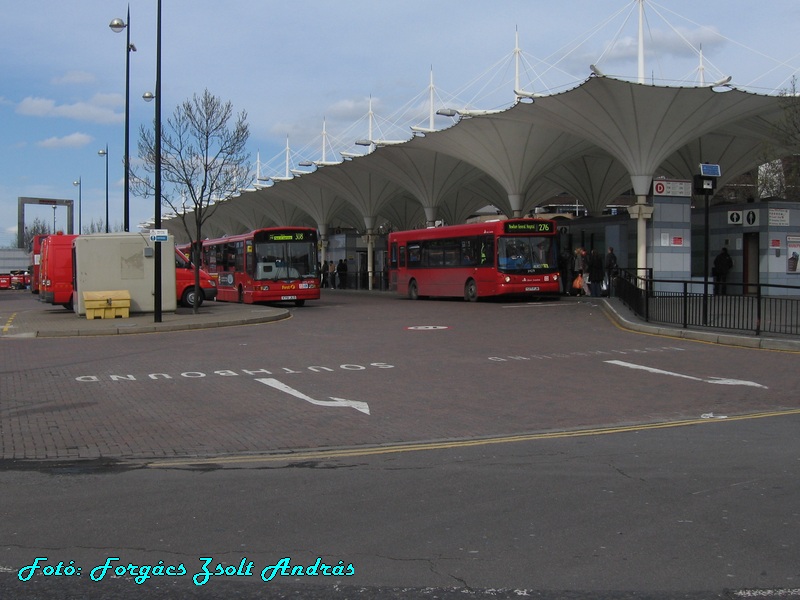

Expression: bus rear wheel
xmin=408 ymin=280 xmax=419 ymax=300
xmin=464 ymin=279 xmax=478 ymax=302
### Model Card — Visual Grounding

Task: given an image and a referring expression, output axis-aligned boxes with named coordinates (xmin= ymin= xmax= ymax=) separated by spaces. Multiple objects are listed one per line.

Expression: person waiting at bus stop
xmin=713 ymin=247 xmax=734 ymax=295
xmin=336 ymin=259 xmax=348 ymax=289
xmin=587 ymin=248 xmax=604 ymax=297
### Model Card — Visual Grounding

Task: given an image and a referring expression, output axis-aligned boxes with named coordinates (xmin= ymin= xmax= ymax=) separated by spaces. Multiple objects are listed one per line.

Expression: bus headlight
xmin=504 ymin=276 xmax=511 ymax=283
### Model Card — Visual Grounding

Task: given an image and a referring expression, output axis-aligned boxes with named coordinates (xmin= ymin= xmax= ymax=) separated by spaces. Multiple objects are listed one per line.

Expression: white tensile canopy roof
xmin=162 ymin=75 xmax=786 ymax=243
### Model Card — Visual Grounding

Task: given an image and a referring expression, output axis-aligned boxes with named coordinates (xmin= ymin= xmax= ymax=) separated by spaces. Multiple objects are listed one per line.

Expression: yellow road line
xmin=147 ymin=407 xmax=800 ymax=468
xmin=2 ymin=313 xmax=16 ymax=333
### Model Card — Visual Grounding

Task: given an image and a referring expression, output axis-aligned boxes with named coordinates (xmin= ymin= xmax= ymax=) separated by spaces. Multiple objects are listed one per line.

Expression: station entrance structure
xmin=17 ymin=197 xmax=75 ymax=248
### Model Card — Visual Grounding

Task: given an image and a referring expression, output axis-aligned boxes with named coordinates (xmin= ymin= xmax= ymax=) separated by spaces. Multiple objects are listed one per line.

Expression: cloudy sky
xmin=2 ymin=0 xmax=799 ymax=245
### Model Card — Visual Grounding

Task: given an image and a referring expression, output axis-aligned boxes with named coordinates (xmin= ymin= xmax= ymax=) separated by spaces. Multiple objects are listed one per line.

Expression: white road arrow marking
xmin=256 ymin=378 xmax=371 ymax=414
xmin=605 ymin=360 xmax=767 ymax=388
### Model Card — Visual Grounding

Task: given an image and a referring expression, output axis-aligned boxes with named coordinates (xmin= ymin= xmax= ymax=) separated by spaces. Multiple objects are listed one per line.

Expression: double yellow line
xmin=147 ymin=407 xmax=800 ymax=469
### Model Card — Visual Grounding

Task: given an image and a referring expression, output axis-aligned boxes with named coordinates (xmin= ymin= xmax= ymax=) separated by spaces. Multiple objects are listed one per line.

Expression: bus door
xmin=246 ymin=240 xmax=256 ymax=280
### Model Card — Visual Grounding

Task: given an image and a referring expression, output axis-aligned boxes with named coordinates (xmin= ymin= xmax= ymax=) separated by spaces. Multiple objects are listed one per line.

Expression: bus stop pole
xmin=702 ymin=190 xmax=709 ymax=326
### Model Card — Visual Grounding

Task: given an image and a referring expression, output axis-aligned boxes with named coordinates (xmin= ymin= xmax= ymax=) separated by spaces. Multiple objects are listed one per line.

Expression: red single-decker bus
xmin=389 ymin=218 xmax=560 ymax=301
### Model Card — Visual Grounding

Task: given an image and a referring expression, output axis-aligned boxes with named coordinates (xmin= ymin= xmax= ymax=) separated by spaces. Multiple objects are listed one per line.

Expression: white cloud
xmin=37 ymin=132 xmax=93 ymax=149
xmin=52 ymin=70 xmax=96 ymax=85
xmin=16 ymin=96 xmax=122 ymax=125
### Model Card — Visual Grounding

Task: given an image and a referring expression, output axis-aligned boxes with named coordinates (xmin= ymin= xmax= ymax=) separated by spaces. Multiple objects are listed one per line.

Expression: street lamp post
xmin=110 ymin=6 xmax=136 ymax=232
xmin=142 ymin=0 xmax=163 ymax=322
xmin=98 ymin=145 xmax=109 ymax=233
xmin=73 ymin=178 xmax=81 ymax=233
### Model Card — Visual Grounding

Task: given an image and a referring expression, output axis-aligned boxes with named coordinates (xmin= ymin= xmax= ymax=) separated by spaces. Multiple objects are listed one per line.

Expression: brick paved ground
xmin=1 ymin=290 xmax=798 ymax=462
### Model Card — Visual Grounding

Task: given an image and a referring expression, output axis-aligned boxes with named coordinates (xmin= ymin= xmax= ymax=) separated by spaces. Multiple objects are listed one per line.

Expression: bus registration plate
xmin=525 ymin=286 xmax=540 ymax=291
xmin=281 ymin=295 xmax=297 ymax=300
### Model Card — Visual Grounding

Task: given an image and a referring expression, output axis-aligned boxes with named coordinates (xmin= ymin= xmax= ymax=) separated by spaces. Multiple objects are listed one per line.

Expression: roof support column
xmin=424 ymin=206 xmax=438 ymax=227
xmin=628 ymin=198 xmax=654 ymax=277
xmin=627 ymin=175 xmax=654 ymax=283
xmin=318 ymin=223 xmax=328 ymax=268
xmin=509 ymin=194 xmax=523 ymax=218
xmin=363 ymin=216 xmax=376 ymax=291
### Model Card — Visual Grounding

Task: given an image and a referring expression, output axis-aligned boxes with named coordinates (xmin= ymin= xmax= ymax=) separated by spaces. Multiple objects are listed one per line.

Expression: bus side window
xmin=390 ymin=242 xmax=398 ymax=269
xmin=399 ymin=246 xmax=406 ymax=268
xmin=408 ymin=244 xmax=421 ymax=268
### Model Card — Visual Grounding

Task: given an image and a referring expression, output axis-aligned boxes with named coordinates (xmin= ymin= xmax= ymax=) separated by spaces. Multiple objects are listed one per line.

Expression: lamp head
xmin=109 ymin=18 xmax=126 ymax=33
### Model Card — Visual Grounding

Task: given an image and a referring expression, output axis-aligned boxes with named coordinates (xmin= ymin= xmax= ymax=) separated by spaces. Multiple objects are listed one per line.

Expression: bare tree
xmin=134 ymin=89 xmax=252 ymax=312
xmin=82 ymin=218 xmax=123 ymax=234
xmin=20 ymin=217 xmax=51 ymax=250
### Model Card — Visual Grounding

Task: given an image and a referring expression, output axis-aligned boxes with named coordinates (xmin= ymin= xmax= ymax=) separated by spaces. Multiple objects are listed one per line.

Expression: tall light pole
xmin=110 ymin=6 xmax=136 ymax=232
xmin=155 ymin=0 xmax=163 ymax=322
xmin=141 ymin=0 xmax=165 ymax=321
xmin=142 ymin=0 xmax=163 ymax=322
xmin=98 ymin=145 xmax=109 ymax=232
xmin=73 ymin=178 xmax=81 ymax=233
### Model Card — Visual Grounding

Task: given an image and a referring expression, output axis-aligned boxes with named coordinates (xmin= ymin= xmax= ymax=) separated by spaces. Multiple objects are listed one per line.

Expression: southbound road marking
xmin=256 ymin=377 xmax=370 ymax=414
xmin=605 ymin=359 xmax=767 ymax=388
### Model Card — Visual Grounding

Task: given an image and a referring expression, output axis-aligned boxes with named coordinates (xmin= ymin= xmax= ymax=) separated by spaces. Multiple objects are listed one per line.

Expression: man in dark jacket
xmin=336 ymin=259 xmax=348 ymax=289
xmin=587 ymin=249 xmax=604 ymax=297
xmin=713 ymin=248 xmax=734 ymax=295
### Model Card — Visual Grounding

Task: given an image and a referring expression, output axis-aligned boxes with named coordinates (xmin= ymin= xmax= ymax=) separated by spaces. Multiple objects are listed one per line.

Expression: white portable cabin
xmin=73 ymin=233 xmax=177 ymax=315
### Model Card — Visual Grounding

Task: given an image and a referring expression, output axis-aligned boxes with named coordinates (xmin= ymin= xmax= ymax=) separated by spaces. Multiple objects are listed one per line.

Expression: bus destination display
xmin=504 ymin=221 xmax=555 ymax=234
xmin=266 ymin=232 xmax=310 ymax=242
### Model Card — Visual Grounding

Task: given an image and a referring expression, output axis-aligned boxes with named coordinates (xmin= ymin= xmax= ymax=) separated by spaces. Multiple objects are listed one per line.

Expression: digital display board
xmin=699 ymin=163 xmax=721 ymax=177
xmin=504 ymin=221 xmax=555 ymax=234
xmin=265 ymin=231 xmax=312 ymax=242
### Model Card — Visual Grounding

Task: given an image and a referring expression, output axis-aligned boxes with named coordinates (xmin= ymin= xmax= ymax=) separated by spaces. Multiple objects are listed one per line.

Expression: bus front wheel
xmin=181 ymin=287 xmax=203 ymax=308
xmin=408 ymin=280 xmax=419 ymax=300
xmin=464 ymin=279 xmax=478 ymax=302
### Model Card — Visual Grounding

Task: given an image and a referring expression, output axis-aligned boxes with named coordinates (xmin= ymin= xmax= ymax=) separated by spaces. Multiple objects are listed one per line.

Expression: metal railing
xmin=615 ymin=269 xmax=800 ymax=336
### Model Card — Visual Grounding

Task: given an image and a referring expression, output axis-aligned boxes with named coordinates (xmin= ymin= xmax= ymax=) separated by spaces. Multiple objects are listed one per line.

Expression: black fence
xmin=615 ymin=269 xmax=800 ymax=336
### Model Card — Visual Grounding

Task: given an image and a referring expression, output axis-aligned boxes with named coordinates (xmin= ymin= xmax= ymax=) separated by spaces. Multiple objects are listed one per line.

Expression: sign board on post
xmin=652 ymin=180 xmax=691 ymax=197
xmin=149 ymin=229 xmax=169 ymax=242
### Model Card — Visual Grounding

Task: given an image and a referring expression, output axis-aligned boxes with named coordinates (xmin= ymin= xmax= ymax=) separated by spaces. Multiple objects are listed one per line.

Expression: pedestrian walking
xmin=604 ymin=246 xmax=618 ymax=295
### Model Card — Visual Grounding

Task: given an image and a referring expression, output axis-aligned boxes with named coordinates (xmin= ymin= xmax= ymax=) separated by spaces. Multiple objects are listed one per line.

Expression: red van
xmin=39 ymin=234 xmax=216 ymax=310
xmin=174 ymin=248 xmax=217 ymax=306
xmin=39 ymin=234 xmax=78 ymax=308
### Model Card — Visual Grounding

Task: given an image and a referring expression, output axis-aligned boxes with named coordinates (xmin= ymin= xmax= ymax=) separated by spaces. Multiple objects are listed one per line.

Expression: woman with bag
xmin=572 ymin=247 xmax=588 ymax=296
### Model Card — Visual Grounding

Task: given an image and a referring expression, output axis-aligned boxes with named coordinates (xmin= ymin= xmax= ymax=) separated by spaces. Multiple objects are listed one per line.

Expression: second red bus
xmin=388 ymin=219 xmax=560 ymax=301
